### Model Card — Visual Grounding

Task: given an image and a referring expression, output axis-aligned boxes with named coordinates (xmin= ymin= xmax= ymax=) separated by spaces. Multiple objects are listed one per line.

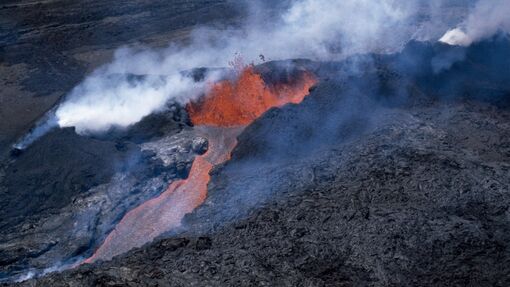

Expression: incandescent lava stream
xmin=85 ymin=65 xmax=316 ymax=263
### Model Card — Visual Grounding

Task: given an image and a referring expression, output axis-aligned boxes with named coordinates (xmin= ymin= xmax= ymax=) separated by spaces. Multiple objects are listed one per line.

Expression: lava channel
xmin=85 ymin=65 xmax=316 ymax=263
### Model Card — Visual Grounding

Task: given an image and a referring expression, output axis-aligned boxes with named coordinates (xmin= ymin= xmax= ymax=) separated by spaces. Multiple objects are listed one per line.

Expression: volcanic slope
xmin=0 ymin=0 xmax=239 ymax=280
xmin=16 ymin=38 xmax=510 ymax=286
xmin=0 ymin=0 xmax=239 ymax=156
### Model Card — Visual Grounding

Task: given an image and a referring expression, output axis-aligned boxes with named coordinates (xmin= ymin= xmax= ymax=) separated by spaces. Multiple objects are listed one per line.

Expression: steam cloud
xmin=440 ymin=0 xmax=510 ymax=46
xmin=55 ymin=72 xmax=205 ymax=134
xmin=16 ymin=0 xmax=478 ymax=148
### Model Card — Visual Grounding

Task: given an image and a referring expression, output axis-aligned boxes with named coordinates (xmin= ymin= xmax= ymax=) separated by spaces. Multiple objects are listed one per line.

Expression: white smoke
xmin=440 ymin=28 xmax=472 ymax=46
xmin=11 ymin=258 xmax=84 ymax=283
xmin=18 ymin=0 xmax=466 ymax=147
xmin=274 ymin=0 xmax=417 ymax=57
xmin=13 ymin=110 xmax=58 ymax=150
xmin=440 ymin=0 xmax=510 ymax=46
xmin=55 ymin=71 xmax=204 ymax=134
xmin=53 ymin=0 xmax=419 ymax=134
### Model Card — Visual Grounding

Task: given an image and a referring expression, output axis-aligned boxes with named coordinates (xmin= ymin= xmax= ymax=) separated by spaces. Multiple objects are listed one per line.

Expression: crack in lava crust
xmin=85 ymin=66 xmax=316 ymax=263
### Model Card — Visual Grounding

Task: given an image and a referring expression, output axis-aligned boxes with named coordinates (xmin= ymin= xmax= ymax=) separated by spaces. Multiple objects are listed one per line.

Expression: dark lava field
xmin=2 ymin=1 xmax=510 ymax=286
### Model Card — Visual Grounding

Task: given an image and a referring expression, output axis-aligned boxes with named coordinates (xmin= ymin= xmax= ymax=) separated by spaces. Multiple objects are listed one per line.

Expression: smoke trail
xmin=440 ymin=0 xmax=510 ymax=46
xmin=54 ymin=71 xmax=211 ymax=134
xmin=18 ymin=0 xmax=461 ymax=147
xmin=10 ymin=257 xmax=84 ymax=283
xmin=13 ymin=111 xmax=58 ymax=150
xmin=54 ymin=0 xmax=418 ymax=131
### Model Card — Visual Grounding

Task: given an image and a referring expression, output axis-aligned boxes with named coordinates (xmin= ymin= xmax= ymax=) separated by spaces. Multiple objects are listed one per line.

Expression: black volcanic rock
xmin=2 ymin=127 xmax=129 ymax=227
xmin=383 ymin=35 xmax=510 ymax=106
xmin=16 ymin=101 xmax=510 ymax=287
xmin=0 ymin=105 xmax=209 ymax=281
xmin=11 ymin=38 xmax=510 ymax=286
xmin=0 ymin=0 xmax=239 ymax=157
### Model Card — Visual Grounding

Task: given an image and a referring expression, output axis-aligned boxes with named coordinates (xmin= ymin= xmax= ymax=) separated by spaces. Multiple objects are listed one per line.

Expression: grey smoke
xmin=431 ymin=47 xmax=467 ymax=73
xmin=13 ymin=111 xmax=58 ymax=150
xmin=440 ymin=0 xmax=510 ymax=46
xmin=13 ymin=258 xmax=84 ymax=283
xmin=51 ymin=0 xmax=424 ymax=135
xmin=17 ymin=0 xmax=477 ymax=148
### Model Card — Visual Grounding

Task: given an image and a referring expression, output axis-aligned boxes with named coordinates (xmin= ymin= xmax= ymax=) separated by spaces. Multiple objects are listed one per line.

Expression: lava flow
xmin=85 ymin=65 xmax=316 ymax=263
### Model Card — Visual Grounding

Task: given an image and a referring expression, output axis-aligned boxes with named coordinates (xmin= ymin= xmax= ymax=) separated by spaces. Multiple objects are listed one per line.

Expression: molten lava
xmin=188 ymin=66 xmax=316 ymax=126
xmin=84 ymin=127 xmax=241 ymax=263
xmin=85 ymin=65 xmax=316 ymax=263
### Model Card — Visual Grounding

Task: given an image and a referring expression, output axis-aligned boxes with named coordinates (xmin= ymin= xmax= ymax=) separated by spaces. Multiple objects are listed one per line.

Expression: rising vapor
xmin=16 ymin=0 xmax=469 ymax=148
xmin=50 ymin=1 xmax=419 ymax=133
xmin=55 ymin=72 xmax=205 ymax=134
xmin=440 ymin=0 xmax=510 ymax=46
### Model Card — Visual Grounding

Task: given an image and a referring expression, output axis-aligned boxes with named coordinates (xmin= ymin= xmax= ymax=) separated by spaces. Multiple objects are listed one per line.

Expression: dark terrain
xmin=0 ymin=0 xmax=239 ymax=281
xmin=0 ymin=0 xmax=239 ymax=156
xmin=2 ymin=0 xmax=510 ymax=286
xmin=26 ymin=102 xmax=510 ymax=286
xmin=6 ymin=38 xmax=510 ymax=286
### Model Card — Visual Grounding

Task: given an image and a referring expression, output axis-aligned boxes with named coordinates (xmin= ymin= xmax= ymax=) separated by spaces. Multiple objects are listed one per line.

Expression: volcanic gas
xmin=85 ymin=64 xmax=316 ymax=263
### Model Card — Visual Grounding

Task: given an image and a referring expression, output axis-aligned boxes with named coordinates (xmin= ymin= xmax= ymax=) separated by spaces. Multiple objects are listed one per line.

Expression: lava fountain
xmin=85 ymin=65 xmax=316 ymax=263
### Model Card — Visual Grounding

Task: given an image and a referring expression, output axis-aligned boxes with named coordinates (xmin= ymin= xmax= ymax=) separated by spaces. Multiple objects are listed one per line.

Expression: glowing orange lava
xmin=85 ymin=66 xmax=316 ymax=263
xmin=187 ymin=66 xmax=317 ymax=126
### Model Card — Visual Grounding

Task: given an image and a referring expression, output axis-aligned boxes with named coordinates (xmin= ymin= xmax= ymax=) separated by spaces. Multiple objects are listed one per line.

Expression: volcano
xmin=4 ymin=37 xmax=510 ymax=286
xmin=2 ymin=1 xmax=510 ymax=286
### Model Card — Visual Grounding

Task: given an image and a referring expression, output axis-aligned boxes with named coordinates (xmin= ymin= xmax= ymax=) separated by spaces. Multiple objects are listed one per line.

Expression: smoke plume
xmin=16 ymin=0 xmax=474 ymax=148
xmin=13 ymin=111 xmax=58 ymax=150
xmin=440 ymin=0 xmax=510 ymax=46
xmin=28 ymin=1 xmax=417 ymax=139
xmin=55 ymin=71 xmax=206 ymax=134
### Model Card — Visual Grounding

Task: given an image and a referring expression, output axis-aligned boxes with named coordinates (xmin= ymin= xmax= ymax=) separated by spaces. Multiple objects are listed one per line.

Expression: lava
xmin=84 ymin=126 xmax=241 ymax=263
xmin=188 ymin=66 xmax=317 ymax=126
xmin=85 ymin=65 xmax=316 ymax=263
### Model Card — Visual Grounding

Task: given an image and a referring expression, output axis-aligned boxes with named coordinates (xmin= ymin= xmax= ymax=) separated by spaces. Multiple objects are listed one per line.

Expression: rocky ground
xmin=0 ymin=0 xmax=237 ymax=282
xmin=0 ymin=110 xmax=208 ymax=281
xmin=2 ymin=1 xmax=510 ymax=286
xmin=0 ymin=0 xmax=239 ymax=157
xmin=7 ymin=38 xmax=510 ymax=286
xmin=23 ymin=101 xmax=510 ymax=287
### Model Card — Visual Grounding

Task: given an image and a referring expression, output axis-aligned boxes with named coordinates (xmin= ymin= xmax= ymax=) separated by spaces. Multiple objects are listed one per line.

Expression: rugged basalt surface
xmin=2 ymin=0 xmax=509 ymax=285
xmin=0 ymin=0 xmax=239 ymax=281
xmin=0 ymin=106 xmax=211 ymax=281
xmin=11 ymin=39 xmax=510 ymax=286
xmin=16 ymin=101 xmax=510 ymax=287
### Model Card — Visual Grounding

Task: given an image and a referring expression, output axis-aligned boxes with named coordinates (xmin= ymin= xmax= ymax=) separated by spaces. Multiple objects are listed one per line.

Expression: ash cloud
xmin=440 ymin=0 xmax=510 ymax=46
